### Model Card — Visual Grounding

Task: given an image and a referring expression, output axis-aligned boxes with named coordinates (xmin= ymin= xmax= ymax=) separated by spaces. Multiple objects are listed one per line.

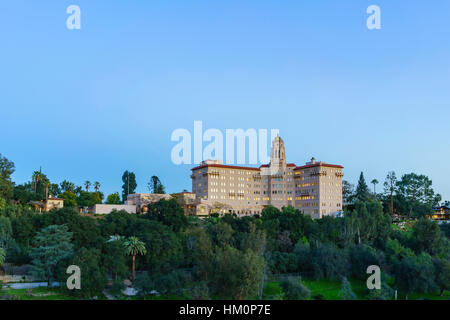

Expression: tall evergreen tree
xmin=355 ymin=172 xmax=370 ymax=202
xmin=30 ymin=225 xmax=73 ymax=286
xmin=122 ymin=170 xmax=137 ymax=202
xmin=342 ymin=180 xmax=355 ymax=205
xmin=148 ymin=176 xmax=166 ymax=194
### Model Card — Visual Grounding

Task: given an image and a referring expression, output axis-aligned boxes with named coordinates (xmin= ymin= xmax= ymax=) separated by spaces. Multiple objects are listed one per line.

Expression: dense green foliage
xmin=1 ymin=196 xmax=448 ymax=300
xmin=106 ymin=193 xmax=122 ymax=205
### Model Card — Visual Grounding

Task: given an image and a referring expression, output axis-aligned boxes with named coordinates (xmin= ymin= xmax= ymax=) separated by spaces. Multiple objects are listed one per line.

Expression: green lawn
xmin=302 ymin=278 xmax=367 ymax=300
xmin=0 ymin=286 xmax=76 ymax=300
xmin=401 ymin=291 xmax=450 ymax=300
xmin=262 ymin=278 xmax=449 ymax=300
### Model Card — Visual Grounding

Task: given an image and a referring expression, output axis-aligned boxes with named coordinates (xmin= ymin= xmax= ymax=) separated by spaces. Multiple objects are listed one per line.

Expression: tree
xmin=311 ymin=243 xmax=348 ymax=280
xmin=355 ymin=172 xmax=370 ymax=202
xmin=433 ymin=257 xmax=450 ymax=296
xmin=339 ymin=277 xmax=357 ymax=300
xmin=0 ymin=197 xmax=6 ymax=209
xmin=383 ymin=171 xmax=397 ymax=215
xmin=366 ymin=277 xmax=394 ymax=300
xmin=108 ymin=235 xmax=126 ymax=243
xmin=31 ymin=169 xmax=50 ymax=200
xmin=122 ymin=171 xmax=137 ymax=202
xmin=186 ymin=227 xmax=213 ymax=283
xmin=433 ymin=194 xmax=442 ymax=207
xmin=0 ymin=154 xmax=15 ymax=180
xmin=0 ymin=153 xmax=15 ymax=201
xmin=411 ymin=218 xmax=442 ymax=255
xmin=342 ymin=180 xmax=355 ymax=205
xmin=69 ymin=247 xmax=107 ymax=298
xmin=280 ymin=277 xmax=311 ymax=300
xmin=43 ymin=180 xmax=50 ymax=199
xmin=153 ymin=270 xmax=189 ymax=296
xmin=0 ymin=216 xmax=13 ymax=252
xmin=210 ymin=245 xmax=264 ymax=300
xmin=60 ymin=180 xmax=76 ymax=193
xmin=49 ymin=183 xmax=61 ymax=198
xmin=0 ymin=247 xmax=5 ymax=267
xmin=30 ymin=224 xmax=73 ymax=286
xmin=394 ymin=254 xmax=437 ymax=300
xmin=124 ymin=236 xmax=147 ymax=282
xmin=348 ymin=244 xmax=380 ymax=280
xmin=146 ymin=198 xmax=188 ymax=232
xmin=371 ymin=179 xmax=379 ymax=199
xmin=94 ymin=181 xmax=101 ymax=192
xmin=59 ymin=191 xmax=77 ymax=207
xmin=385 ymin=238 xmax=415 ymax=264
xmin=210 ymin=221 xmax=234 ymax=248
xmin=134 ymin=271 xmax=154 ymax=296
xmin=396 ymin=173 xmax=435 ymax=217
xmin=148 ymin=176 xmax=165 ymax=194
xmin=76 ymin=191 xmax=102 ymax=208
xmin=84 ymin=181 xmax=91 ymax=192
xmin=102 ymin=238 xmax=128 ymax=280
xmin=106 ymin=192 xmax=122 ymax=205
xmin=278 ymin=230 xmax=293 ymax=252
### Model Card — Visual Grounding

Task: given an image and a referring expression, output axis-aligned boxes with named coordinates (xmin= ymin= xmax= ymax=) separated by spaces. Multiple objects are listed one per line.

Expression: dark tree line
xmin=1 ymin=197 xmax=448 ymax=300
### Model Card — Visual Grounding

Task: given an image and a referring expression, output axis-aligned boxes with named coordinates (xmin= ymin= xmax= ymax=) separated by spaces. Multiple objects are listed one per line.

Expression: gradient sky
xmin=1 ymin=1 xmax=449 ymax=200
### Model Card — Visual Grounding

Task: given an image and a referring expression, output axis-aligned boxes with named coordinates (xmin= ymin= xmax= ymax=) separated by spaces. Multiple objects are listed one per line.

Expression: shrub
xmin=339 ymin=277 xmax=357 ymax=300
xmin=110 ymin=279 xmax=125 ymax=297
xmin=135 ymin=272 xmax=154 ymax=296
xmin=280 ymin=277 xmax=311 ymax=300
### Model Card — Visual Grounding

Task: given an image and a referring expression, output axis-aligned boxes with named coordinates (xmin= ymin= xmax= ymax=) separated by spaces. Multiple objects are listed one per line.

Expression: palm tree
xmin=94 ymin=181 xmax=101 ymax=192
xmin=32 ymin=170 xmax=43 ymax=193
xmin=44 ymin=180 xmax=51 ymax=199
xmin=60 ymin=180 xmax=76 ymax=193
xmin=371 ymin=179 xmax=379 ymax=198
xmin=107 ymin=235 xmax=125 ymax=243
xmin=84 ymin=180 xmax=91 ymax=192
xmin=124 ymin=236 xmax=147 ymax=283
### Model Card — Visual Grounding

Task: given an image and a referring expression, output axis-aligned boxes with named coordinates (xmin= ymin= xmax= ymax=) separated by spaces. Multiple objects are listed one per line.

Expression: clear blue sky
xmin=1 ymin=1 xmax=449 ymax=200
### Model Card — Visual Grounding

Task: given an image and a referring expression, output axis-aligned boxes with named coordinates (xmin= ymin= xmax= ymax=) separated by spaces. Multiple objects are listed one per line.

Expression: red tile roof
xmin=191 ymin=164 xmax=261 ymax=171
xmin=295 ymin=163 xmax=344 ymax=170
xmin=192 ymin=162 xmax=342 ymax=172
xmin=287 ymin=163 xmax=297 ymax=167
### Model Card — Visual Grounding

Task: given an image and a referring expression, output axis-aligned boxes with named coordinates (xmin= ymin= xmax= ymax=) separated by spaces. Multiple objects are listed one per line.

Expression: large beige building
xmin=191 ymin=136 xmax=344 ymax=219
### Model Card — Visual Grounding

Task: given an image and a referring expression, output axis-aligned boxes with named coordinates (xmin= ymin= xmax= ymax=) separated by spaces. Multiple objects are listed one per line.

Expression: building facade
xmin=44 ymin=197 xmax=64 ymax=211
xmin=429 ymin=205 xmax=450 ymax=221
xmin=191 ymin=136 xmax=344 ymax=219
xmin=125 ymin=193 xmax=172 ymax=213
xmin=92 ymin=204 xmax=137 ymax=215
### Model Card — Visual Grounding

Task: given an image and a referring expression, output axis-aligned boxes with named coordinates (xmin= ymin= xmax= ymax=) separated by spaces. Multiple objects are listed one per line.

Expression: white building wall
xmin=92 ymin=204 xmax=136 ymax=214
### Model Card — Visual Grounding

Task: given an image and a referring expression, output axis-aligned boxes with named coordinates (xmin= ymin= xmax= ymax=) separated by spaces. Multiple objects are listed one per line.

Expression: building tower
xmin=269 ymin=135 xmax=286 ymax=174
